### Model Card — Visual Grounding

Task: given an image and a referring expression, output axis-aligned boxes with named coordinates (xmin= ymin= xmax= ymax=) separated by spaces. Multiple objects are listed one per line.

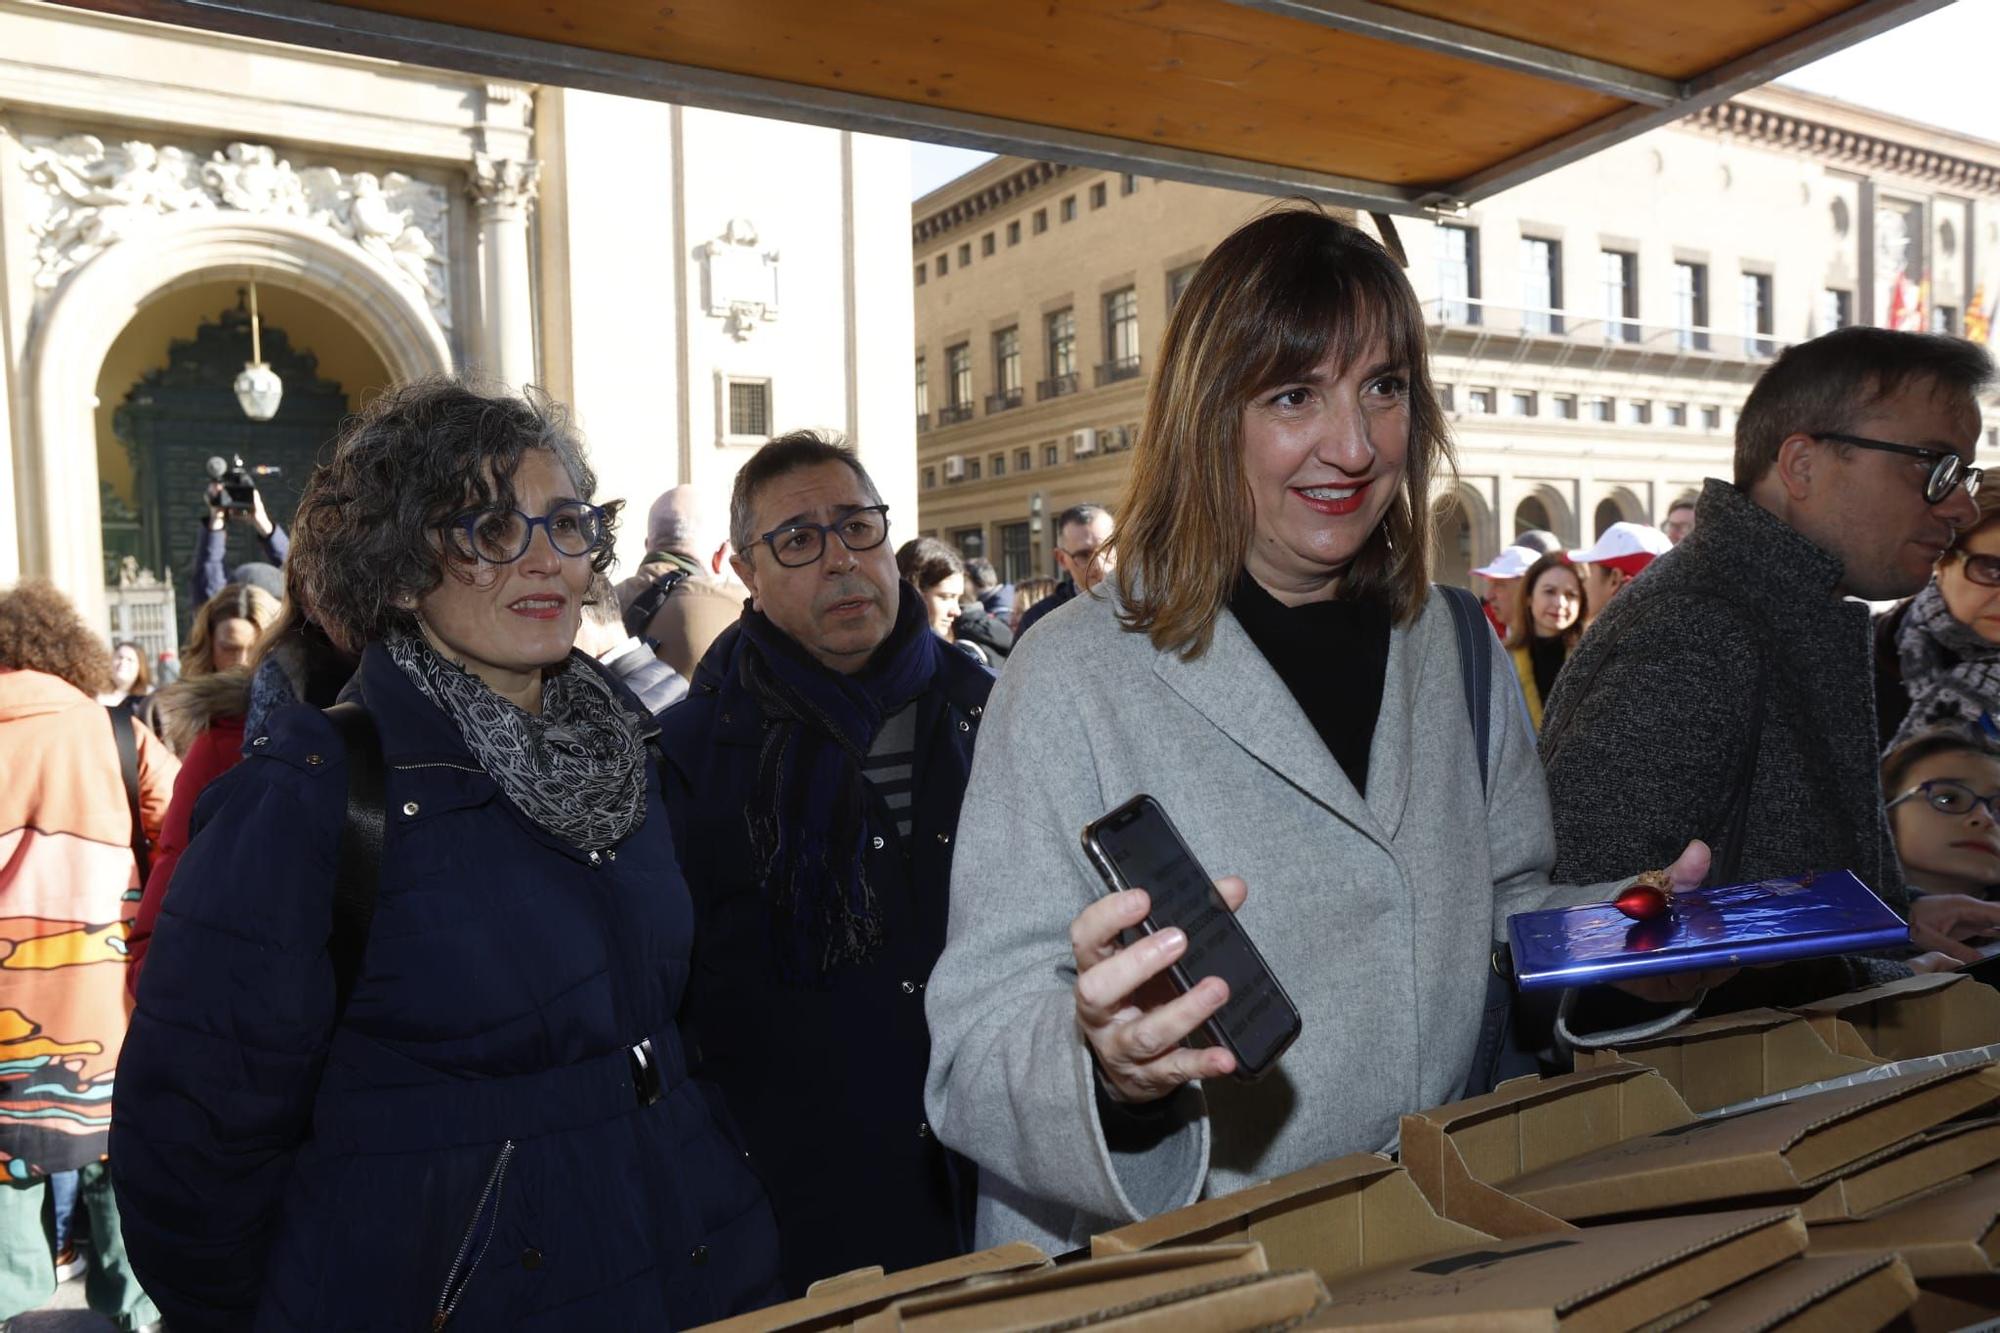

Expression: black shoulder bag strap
xmin=1437 ymin=585 xmax=1493 ymax=794
xmin=623 ymin=568 xmax=689 ymax=641
xmin=324 ymin=701 xmax=386 ymax=1022
xmin=106 ymin=705 xmax=151 ymax=884
xmin=1440 ymin=586 xmax=1540 ymax=1096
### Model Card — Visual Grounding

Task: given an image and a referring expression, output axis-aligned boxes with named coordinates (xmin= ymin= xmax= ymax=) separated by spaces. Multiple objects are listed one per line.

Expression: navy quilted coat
xmin=112 ymin=646 xmax=781 ymax=1330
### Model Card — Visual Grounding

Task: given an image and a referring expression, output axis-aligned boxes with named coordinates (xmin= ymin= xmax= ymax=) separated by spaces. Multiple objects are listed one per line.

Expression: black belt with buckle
xmin=628 ymin=1037 xmax=663 ymax=1107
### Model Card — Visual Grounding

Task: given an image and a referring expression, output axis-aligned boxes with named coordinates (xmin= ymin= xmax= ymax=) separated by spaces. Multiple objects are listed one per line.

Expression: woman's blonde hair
xmin=181 ymin=582 xmax=280 ymax=678
xmin=1113 ymin=206 xmax=1456 ymax=659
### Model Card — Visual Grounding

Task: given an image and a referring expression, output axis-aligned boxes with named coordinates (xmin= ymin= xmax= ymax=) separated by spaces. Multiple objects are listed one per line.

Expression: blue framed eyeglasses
xmin=444 ymin=501 xmax=606 ymax=564
xmin=1889 ymin=779 xmax=2000 ymax=823
xmin=758 ymin=504 xmax=891 ymax=568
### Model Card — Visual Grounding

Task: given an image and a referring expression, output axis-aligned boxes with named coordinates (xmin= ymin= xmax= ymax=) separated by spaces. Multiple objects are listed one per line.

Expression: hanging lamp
xmin=232 ymin=280 xmax=283 ymax=421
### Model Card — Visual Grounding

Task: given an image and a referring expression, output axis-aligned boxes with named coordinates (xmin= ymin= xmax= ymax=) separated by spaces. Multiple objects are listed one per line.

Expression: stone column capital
xmin=470 ymin=153 xmax=541 ymax=213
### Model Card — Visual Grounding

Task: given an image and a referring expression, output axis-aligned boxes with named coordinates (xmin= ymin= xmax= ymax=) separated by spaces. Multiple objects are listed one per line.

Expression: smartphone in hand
xmin=1081 ymin=794 xmax=1302 ymax=1080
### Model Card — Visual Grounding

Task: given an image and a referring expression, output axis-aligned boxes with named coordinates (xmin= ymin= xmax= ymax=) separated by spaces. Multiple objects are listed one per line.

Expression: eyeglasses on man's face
xmin=1889 ymin=778 xmax=2000 ymax=823
xmin=444 ymin=501 xmax=606 ymax=564
xmin=1813 ymin=432 xmax=1983 ymax=505
xmin=759 ymin=504 xmax=891 ymax=568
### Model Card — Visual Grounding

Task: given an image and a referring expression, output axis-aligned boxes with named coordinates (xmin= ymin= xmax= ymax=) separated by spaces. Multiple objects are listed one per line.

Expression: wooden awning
xmin=59 ymin=0 xmax=1947 ymax=213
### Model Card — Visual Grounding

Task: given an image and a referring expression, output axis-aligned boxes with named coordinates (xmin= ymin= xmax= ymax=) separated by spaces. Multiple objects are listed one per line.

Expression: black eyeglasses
xmin=443 ymin=501 xmax=607 ymax=564
xmin=1813 ymin=432 xmax=1983 ymax=505
xmin=1889 ymin=779 xmax=2000 ymax=822
xmin=1956 ymin=553 xmax=2000 ymax=588
xmin=759 ymin=504 xmax=891 ymax=568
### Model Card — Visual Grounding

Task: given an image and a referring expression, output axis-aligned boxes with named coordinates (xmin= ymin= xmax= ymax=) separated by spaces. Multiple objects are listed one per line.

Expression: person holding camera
xmin=113 ymin=379 xmax=779 ymax=1330
xmin=191 ymin=461 xmax=290 ymax=607
xmin=923 ymin=210 xmax=1715 ymax=1252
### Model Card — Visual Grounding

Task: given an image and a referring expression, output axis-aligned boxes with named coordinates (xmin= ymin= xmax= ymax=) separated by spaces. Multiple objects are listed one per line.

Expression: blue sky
xmin=908 ymin=2 xmax=2000 ymax=200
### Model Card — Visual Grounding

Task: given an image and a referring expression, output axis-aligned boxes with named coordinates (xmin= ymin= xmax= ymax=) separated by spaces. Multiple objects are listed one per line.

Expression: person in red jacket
xmin=126 ymin=573 xmax=353 ymax=994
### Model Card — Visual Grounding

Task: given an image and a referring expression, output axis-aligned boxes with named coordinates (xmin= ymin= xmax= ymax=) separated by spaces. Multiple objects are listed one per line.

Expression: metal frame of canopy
xmin=48 ymin=0 xmax=1953 ymax=215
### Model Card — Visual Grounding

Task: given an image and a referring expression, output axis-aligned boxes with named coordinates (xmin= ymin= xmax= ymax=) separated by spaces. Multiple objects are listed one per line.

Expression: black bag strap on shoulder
xmin=623 ymin=567 xmax=689 ymax=641
xmin=1437 ymin=584 xmax=1493 ymax=795
xmin=324 ymin=701 xmax=386 ymax=1021
xmin=106 ymin=705 xmax=151 ymax=883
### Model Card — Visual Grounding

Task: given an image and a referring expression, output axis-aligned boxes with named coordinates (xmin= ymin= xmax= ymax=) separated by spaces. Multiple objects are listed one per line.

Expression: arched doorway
xmin=26 ymin=212 xmax=452 ymax=628
xmin=1432 ymin=494 xmax=1473 ymax=589
xmin=1514 ymin=495 xmax=1553 ymax=539
xmin=1593 ymin=499 xmax=1624 ymax=540
xmin=103 ymin=285 xmax=388 ymax=623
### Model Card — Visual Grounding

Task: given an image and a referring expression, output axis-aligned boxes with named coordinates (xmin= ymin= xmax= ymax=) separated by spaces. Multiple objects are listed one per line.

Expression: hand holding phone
xmin=1070 ymin=879 xmax=1250 ymax=1104
xmin=1077 ymin=795 xmax=1302 ymax=1100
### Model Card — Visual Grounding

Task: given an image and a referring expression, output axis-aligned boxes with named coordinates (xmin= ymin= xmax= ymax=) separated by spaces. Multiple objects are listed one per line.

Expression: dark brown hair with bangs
xmin=1113 ymin=206 xmax=1455 ymax=659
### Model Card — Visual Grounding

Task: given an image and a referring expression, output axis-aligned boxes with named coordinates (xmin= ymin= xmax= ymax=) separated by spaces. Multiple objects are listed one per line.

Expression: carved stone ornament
xmin=700 ymin=218 xmax=781 ymax=341
xmin=470 ymin=153 xmax=541 ymax=212
xmin=19 ymin=134 xmax=454 ymax=330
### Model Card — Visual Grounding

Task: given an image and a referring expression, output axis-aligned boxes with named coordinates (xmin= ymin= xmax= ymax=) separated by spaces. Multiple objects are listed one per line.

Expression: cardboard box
xmin=1793 ymin=972 xmax=2000 ymax=1063
xmin=1902 ymin=1277 xmax=2000 ymax=1333
xmin=1571 ymin=1008 xmax=1876 ymax=1112
xmin=849 ymin=1243 xmax=1330 ymax=1332
xmin=1500 ymin=1063 xmax=2000 ymax=1222
xmin=1808 ymin=1163 xmax=2000 ymax=1279
xmin=1092 ymin=1153 xmax=1492 ymax=1284
xmin=1797 ymin=1116 xmax=2000 ymax=1222
xmin=1399 ymin=1063 xmax=1685 ymax=1237
xmin=1670 ymin=1253 xmax=1916 ymax=1331
xmin=1297 ymin=1207 xmax=1805 ymax=1331
xmin=689 ymin=1242 xmax=1050 ymax=1332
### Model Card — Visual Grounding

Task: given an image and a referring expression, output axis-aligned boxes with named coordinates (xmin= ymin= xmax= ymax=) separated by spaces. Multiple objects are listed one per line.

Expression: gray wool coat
xmin=1539 ymin=477 xmax=1912 ymax=1006
xmin=923 ymin=581 xmax=1611 ymax=1253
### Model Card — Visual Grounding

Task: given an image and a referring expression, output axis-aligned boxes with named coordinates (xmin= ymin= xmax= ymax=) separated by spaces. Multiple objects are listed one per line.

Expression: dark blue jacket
xmin=113 ymin=646 xmax=780 ymax=1331
xmin=1013 ymin=579 xmax=1076 ymax=639
xmin=659 ymin=623 xmax=993 ymax=1297
xmin=191 ymin=521 xmax=289 ymax=606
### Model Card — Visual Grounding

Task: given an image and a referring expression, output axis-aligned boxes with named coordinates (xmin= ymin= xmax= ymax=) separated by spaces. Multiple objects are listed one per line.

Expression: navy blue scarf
xmin=737 ymin=583 xmax=940 ymax=979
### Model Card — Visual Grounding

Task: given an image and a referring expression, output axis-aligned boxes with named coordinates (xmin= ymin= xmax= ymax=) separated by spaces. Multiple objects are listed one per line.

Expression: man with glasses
xmin=1542 ymin=326 xmax=2000 ymax=1022
xmin=1016 ymin=502 xmax=1116 ymax=639
xmin=656 ymin=431 xmax=992 ymax=1295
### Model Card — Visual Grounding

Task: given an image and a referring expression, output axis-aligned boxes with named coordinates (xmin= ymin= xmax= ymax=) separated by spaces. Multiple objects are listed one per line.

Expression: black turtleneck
xmin=1228 ymin=571 xmax=1390 ymax=796
xmin=1527 ymin=633 xmax=1568 ymax=705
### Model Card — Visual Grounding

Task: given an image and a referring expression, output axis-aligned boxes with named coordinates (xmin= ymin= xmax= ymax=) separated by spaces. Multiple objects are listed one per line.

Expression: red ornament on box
xmin=1614 ymin=881 xmax=1672 ymax=922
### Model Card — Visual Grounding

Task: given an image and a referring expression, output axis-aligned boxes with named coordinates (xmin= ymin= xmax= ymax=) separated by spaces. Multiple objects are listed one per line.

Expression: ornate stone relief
xmin=19 ymin=134 xmax=454 ymax=330
xmin=700 ymin=217 xmax=780 ymax=341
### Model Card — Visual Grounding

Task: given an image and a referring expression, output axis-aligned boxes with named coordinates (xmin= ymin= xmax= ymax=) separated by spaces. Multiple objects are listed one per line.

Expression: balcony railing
xmin=986 ymin=387 xmax=1024 ymax=413
xmin=1037 ymin=372 xmax=1080 ymax=401
xmin=1094 ymin=356 xmax=1143 ymax=386
xmin=1424 ymin=298 xmax=1784 ymax=363
xmin=916 ymin=410 xmax=930 ymax=434
xmin=937 ymin=403 xmax=975 ymax=426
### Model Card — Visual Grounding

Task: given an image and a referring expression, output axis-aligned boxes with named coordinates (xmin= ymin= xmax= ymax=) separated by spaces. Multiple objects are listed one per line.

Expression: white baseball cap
xmin=1472 ymin=545 xmax=1538 ymax=580
xmin=1570 ymin=522 xmax=1673 ymax=570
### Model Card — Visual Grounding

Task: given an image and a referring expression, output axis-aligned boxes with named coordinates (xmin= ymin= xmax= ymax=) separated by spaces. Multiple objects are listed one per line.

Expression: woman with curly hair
xmin=113 ymin=380 xmax=779 ymax=1330
xmin=0 ymin=580 xmax=175 ymax=1331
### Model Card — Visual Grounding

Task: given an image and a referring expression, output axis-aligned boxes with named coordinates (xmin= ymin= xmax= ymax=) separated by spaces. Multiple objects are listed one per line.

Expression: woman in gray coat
xmin=923 ymin=210 xmax=1716 ymax=1253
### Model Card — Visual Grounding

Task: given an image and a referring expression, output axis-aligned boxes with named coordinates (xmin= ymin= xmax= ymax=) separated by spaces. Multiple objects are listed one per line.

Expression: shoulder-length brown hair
xmin=181 ymin=582 xmax=280 ymax=679
xmin=1504 ymin=553 xmax=1587 ymax=653
xmin=1114 ymin=206 xmax=1456 ymax=659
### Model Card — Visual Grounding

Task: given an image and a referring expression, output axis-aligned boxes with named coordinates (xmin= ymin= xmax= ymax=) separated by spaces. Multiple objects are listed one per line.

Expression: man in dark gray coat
xmin=1542 ymin=327 xmax=2000 ymax=1006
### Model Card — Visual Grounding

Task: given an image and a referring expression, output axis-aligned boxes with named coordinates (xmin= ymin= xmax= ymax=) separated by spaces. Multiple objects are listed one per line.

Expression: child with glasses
xmin=1883 ymin=729 xmax=2000 ymax=972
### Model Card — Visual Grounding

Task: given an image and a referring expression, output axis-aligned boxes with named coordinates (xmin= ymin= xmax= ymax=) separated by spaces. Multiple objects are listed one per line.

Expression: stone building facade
xmin=912 ymin=86 xmax=2000 ymax=587
xmin=0 ymin=0 xmax=914 ymax=633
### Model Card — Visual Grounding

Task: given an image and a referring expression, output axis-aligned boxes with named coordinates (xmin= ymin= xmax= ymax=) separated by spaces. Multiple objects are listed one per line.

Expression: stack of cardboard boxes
xmin=695 ymin=973 xmax=2000 ymax=1332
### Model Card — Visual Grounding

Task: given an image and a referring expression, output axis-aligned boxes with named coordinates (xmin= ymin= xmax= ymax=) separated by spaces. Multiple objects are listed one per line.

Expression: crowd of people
xmin=5 ymin=205 xmax=2000 ymax=1328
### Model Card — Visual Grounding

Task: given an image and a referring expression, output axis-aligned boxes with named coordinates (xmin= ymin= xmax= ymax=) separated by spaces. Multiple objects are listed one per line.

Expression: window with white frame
xmin=1438 ymin=225 xmax=1479 ymax=325
xmin=1520 ymin=237 xmax=1562 ymax=334
xmin=722 ymin=376 xmax=773 ymax=443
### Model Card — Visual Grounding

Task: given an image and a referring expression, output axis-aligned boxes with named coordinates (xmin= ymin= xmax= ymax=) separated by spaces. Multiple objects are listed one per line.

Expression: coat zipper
xmin=432 ymin=1139 xmax=515 ymax=1330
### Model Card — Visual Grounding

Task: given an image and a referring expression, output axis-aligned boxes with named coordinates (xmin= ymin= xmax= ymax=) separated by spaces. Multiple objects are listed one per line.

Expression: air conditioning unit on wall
xmin=1070 ymin=428 xmax=1098 ymax=457
xmin=943 ymin=455 xmax=966 ymax=480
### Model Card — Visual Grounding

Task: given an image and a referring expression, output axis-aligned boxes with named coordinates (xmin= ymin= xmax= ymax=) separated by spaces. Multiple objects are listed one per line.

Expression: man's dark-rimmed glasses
xmin=444 ymin=501 xmax=607 ymax=564
xmin=759 ymin=504 xmax=891 ymax=568
xmin=1813 ymin=431 xmax=1983 ymax=505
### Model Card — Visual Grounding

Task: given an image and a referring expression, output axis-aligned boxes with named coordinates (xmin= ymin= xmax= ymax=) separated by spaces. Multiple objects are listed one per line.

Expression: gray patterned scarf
xmin=1892 ymin=578 xmax=2000 ymax=750
xmin=387 ymin=634 xmax=647 ymax=849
